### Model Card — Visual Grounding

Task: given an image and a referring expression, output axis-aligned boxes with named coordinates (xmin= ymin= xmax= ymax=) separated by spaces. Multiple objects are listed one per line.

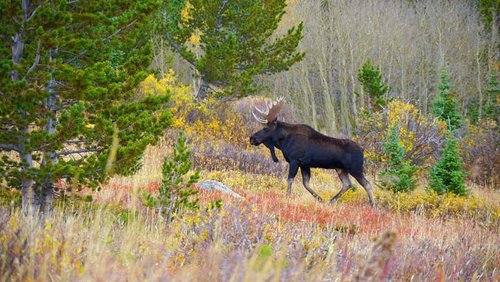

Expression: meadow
xmin=1 ymin=0 xmax=499 ymax=281
xmin=1 ymin=91 xmax=498 ymax=281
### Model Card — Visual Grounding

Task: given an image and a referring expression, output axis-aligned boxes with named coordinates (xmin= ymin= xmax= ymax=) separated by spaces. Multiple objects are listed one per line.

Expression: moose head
xmin=249 ymin=97 xmax=285 ymax=147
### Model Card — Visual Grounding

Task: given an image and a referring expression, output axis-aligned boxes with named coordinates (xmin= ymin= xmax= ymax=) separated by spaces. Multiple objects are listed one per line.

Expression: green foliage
xmin=163 ymin=0 xmax=304 ymax=98
xmin=358 ymin=60 xmax=389 ymax=111
xmin=432 ymin=70 xmax=463 ymax=131
xmin=429 ymin=135 xmax=467 ymax=196
xmin=145 ymin=131 xmax=200 ymax=223
xmin=378 ymin=126 xmax=417 ymax=193
xmin=483 ymin=73 xmax=500 ymax=120
xmin=478 ymin=0 xmax=500 ymax=32
xmin=0 ymin=0 xmax=170 ymax=211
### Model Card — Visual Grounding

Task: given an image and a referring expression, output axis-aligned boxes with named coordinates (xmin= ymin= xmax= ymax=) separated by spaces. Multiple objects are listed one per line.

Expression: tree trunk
xmin=166 ymin=189 xmax=176 ymax=224
xmin=195 ymin=78 xmax=211 ymax=99
xmin=21 ymin=176 xmax=35 ymax=215
xmin=11 ymin=9 xmax=37 ymax=214
xmin=40 ymin=180 xmax=54 ymax=216
xmin=40 ymin=49 xmax=58 ymax=216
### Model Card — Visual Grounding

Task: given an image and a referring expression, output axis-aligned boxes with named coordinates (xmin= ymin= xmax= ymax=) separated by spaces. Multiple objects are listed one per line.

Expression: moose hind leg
xmin=352 ymin=173 xmax=375 ymax=207
xmin=301 ymin=167 xmax=323 ymax=202
xmin=287 ymin=161 xmax=299 ymax=196
xmin=330 ymin=169 xmax=352 ymax=204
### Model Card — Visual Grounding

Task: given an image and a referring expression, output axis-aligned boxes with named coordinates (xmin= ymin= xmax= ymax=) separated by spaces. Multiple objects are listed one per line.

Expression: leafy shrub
xmin=461 ymin=119 xmax=499 ymax=186
xmin=190 ymin=140 xmax=286 ymax=177
xmin=429 ymin=135 xmax=467 ymax=196
xmin=139 ymin=70 xmax=250 ymax=147
xmin=378 ymin=126 xmax=417 ymax=192
xmin=355 ymin=100 xmax=447 ymax=168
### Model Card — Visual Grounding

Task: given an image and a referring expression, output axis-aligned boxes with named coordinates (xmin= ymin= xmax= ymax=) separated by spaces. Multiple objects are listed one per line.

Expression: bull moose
xmin=249 ymin=98 xmax=375 ymax=207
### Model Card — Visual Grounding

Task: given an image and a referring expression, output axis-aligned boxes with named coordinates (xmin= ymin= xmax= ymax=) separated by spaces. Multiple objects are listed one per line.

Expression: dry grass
xmin=2 ymin=136 xmax=498 ymax=281
xmin=1 ymin=185 xmax=498 ymax=281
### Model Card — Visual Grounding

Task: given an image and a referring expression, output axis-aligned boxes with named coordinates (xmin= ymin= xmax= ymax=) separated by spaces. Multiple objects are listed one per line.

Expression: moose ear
xmin=269 ymin=117 xmax=278 ymax=127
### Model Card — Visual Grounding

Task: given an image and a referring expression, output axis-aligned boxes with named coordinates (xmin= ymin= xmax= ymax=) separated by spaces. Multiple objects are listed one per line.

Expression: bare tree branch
xmin=25 ymin=40 xmax=41 ymax=77
xmin=0 ymin=143 xmax=20 ymax=152
xmin=164 ymin=32 xmax=196 ymax=67
xmin=106 ymin=19 xmax=138 ymax=41
xmin=26 ymin=5 xmax=41 ymax=22
xmin=57 ymin=148 xmax=101 ymax=156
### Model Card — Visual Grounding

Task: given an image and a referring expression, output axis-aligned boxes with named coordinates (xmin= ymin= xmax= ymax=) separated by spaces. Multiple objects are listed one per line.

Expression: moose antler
xmin=252 ymin=97 xmax=284 ymax=124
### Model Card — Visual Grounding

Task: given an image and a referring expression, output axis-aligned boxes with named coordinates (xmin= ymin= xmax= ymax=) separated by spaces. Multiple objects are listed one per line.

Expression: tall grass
xmin=1 ymin=191 xmax=498 ymax=281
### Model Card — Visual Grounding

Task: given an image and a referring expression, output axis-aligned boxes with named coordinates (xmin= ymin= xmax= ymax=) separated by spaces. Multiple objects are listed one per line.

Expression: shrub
xmin=355 ymin=100 xmax=447 ymax=168
xmin=462 ymin=119 xmax=499 ymax=186
xmin=139 ymin=70 xmax=249 ymax=147
xmin=378 ymin=126 xmax=417 ymax=193
xmin=428 ymin=135 xmax=467 ymax=196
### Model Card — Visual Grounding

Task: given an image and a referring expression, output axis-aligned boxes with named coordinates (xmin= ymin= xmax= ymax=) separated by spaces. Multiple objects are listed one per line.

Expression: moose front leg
xmin=287 ymin=161 xmax=299 ymax=195
xmin=300 ymin=166 xmax=323 ymax=202
xmin=264 ymin=141 xmax=279 ymax=162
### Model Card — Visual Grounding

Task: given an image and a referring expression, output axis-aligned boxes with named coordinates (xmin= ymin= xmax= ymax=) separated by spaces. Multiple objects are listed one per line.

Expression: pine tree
xmin=0 ymin=1 xmax=171 ymax=214
xmin=428 ymin=135 xmax=467 ymax=196
xmin=432 ymin=70 xmax=463 ymax=131
xmin=378 ymin=126 xmax=417 ymax=193
xmin=358 ymin=60 xmax=389 ymax=112
xmin=483 ymin=73 xmax=499 ymax=121
xmin=159 ymin=131 xmax=200 ymax=224
xmin=163 ymin=0 xmax=305 ymax=98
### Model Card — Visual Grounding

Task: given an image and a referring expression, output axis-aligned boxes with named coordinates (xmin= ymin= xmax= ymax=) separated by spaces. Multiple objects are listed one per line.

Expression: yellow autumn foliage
xmin=138 ymin=70 xmax=249 ymax=147
xmin=356 ymin=100 xmax=447 ymax=167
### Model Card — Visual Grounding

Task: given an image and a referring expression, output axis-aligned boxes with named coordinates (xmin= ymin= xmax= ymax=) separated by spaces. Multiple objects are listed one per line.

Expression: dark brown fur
xmin=250 ymin=120 xmax=375 ymax=207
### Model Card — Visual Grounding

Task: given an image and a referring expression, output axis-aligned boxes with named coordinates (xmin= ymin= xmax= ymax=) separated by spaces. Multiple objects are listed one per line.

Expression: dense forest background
xmin=158 ymin=0 xmax=498 ymax=135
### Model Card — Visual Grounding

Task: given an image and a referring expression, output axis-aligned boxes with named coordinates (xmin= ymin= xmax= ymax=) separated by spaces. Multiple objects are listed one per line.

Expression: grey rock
xmin=196 ymin=180 xmax=243 ymax=199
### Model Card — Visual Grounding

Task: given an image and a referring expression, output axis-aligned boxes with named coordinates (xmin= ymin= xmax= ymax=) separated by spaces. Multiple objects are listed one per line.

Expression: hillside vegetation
xmin=1 ymin=0 xmax=499 ymax=281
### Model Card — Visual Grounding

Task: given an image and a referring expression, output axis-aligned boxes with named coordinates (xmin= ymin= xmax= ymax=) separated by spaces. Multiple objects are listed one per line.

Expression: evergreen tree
xmin=0 ymin=0 xmax=171 ymax=214
xmin=428 ymin=135 xmax=467 ymax=196
xmin=483 ymin=73 xmax=500 ymax=121
xmin=358 ymin=60 xmax=389 ymax=112
xmin=432 ymin=70 xmax=463 ymax=131
xmin=159 ymin=131 xmax=200 ymax=224
xmin=378 ymin=126 xmax=417 ymax=193
xmin=163 ymin=0 xmax=304 ymax=98
xmin=478 ymin=0 xmax=500 ymax=33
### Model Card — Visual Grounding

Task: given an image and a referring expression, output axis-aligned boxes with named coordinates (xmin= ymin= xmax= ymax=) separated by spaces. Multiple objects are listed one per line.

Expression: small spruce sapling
xmin=358 ymin=60 xmax=389 ymax=112
xmin=157 ymin=131 xmax=200 ymax=224
xmin=432 ymin=70 xmax=463 ymax=131
xmin=428 ymin=134 xmax=467 ymax=196
xmin=378 ymin=126 xmax=417 ymax=193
